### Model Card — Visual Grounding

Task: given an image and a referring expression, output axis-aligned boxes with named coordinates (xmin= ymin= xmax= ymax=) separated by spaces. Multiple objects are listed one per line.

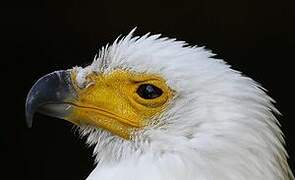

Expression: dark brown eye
xmin=136 ymin=84 xmax=163 ymax=99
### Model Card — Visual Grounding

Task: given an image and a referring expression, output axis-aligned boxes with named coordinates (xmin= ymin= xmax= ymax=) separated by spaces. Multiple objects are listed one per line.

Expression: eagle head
xmin=26 ymin=29 xmax=294 ymax=180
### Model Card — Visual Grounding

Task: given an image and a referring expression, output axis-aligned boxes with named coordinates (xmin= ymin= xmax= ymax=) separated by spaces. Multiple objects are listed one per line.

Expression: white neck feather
xmin=75 ymin=30 xmax=294 ymax=180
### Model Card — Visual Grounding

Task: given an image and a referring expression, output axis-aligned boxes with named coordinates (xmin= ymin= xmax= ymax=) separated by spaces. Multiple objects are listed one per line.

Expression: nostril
xmin=85 ymin=80 xmax=95 ymax=88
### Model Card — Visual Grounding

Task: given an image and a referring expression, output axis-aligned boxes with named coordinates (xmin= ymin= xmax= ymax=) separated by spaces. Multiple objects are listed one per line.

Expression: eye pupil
xmin=136 ymin=84 xmax=163 ymax=99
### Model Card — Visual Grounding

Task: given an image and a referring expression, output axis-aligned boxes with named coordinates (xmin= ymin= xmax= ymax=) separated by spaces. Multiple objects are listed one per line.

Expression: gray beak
xmin=25 ymin=70 xmax=76 ymax=127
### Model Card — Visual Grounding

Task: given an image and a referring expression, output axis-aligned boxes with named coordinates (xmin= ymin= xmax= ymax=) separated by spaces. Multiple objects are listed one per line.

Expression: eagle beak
xmin=25 ymin=70 xmax=76 ymax=127
xmin=25 ymin=69 xmax=173 ymax=139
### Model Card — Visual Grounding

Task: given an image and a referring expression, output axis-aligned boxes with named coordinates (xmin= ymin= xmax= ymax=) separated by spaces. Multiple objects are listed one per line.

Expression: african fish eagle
xmin=26 ymin=29 xmax=294 ymax=180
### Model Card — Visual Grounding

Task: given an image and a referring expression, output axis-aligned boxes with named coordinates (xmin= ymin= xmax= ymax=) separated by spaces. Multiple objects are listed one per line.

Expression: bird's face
xmin=26 ymin=31 xmax=193 ymax=141
xmin=68 ymin=69 xmax=174 ymax=139
xmin=26 ymin=30 xmax=218 ymax=142
xmin=25 ymin=31 xmax=229 ymax=144
xmin=26 ymin=68 xmax=175 ymax=139
xmin=26 ymin=30 xmax=212 ymax=142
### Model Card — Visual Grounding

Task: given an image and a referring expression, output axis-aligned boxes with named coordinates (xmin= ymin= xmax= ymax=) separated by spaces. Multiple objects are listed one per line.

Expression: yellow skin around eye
xmin=67 ymin=70 xmax=174 ymax=139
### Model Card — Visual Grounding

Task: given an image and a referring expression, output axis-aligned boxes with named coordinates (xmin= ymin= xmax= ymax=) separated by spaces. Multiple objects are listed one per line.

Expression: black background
xmin=1 ymin=0 xmax=294 ymax=179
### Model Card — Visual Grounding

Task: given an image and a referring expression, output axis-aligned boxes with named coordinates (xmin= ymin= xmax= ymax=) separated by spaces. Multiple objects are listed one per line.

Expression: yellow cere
xmin=67 ymin=70 xmax=174 ymax=139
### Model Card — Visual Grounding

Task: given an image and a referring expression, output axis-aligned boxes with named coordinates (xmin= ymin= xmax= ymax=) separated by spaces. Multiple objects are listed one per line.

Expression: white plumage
xmin=72 ymin=29 xmax=294 ymax=180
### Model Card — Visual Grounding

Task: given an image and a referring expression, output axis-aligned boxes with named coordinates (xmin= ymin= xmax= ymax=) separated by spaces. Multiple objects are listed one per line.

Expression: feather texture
xmin=74 ymin=30 xmax=294 ymax=180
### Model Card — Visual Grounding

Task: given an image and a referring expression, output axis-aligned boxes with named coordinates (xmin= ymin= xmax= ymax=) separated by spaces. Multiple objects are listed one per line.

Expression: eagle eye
xmin=136 ymin=84 xmax=163 ymax=99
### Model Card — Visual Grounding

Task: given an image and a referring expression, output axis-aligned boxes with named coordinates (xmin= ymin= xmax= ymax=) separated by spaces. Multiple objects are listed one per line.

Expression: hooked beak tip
xmin=25 ymin=70 xmax=75 ymax=128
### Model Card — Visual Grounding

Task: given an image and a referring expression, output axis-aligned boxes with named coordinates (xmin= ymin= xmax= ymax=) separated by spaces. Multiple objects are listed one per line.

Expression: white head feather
xmin=74 ymin=29 xmax=294 ymax=180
